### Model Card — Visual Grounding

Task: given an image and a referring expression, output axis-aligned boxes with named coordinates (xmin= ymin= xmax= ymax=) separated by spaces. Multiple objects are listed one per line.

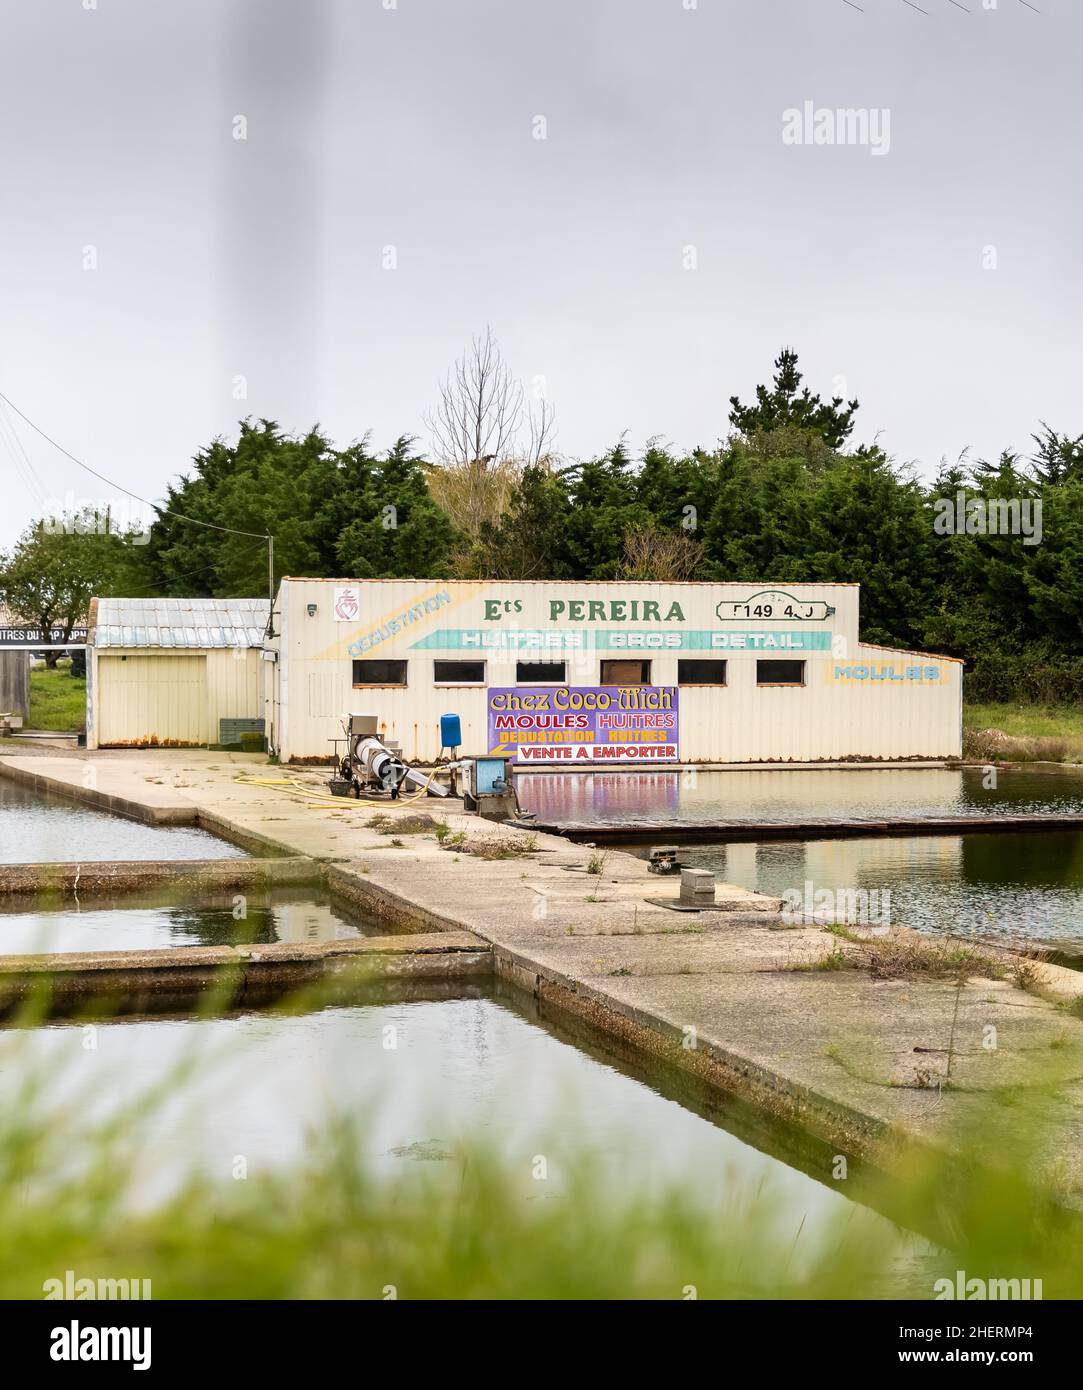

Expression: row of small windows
xmin=351 ymin=658 xmax=807 ymax=687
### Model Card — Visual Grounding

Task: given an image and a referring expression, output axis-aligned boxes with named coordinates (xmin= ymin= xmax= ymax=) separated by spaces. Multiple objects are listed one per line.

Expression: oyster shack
xmin=264 ymin=578 xmax=962 ymax=766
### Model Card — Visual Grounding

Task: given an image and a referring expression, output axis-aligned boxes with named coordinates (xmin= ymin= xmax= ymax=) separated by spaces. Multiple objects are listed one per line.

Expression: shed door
xmin=97 ymin=655 xmax=209 ymax=747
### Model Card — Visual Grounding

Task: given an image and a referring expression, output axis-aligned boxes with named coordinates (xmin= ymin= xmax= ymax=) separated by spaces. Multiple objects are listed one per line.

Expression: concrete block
xmin=680 ymin=868 xmax=715 ymax=903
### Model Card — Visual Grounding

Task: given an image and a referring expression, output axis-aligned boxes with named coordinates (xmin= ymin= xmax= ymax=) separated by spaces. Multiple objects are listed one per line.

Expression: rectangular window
xmin=352 ymin=660 xmax=407 ymax=687
xmin=756 ymin=660 xmax=805 ymax=686
xmin=678 ymin=659 xmax=727 ymax=686
xmin=434 ymin=659 xmax=486 ymax=684
xmin=600 ymin=659 xmax=651 ymax=685
xmin=516 ymin=661 xmax=566 ymax=684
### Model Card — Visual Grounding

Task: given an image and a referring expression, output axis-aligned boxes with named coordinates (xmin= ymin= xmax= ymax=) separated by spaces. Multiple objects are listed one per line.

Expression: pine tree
xmin=728 ymin=348 xmax=859 ymax=449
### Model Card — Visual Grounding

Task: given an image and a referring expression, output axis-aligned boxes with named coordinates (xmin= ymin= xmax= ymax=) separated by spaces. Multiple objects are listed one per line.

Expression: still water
xmin=0 ymin=890 xmax=374 ymax=955
xmin=521 ymin=767 xmax=1083 ymax=944
xmin=518 ymin=766 xmax=1083 ymax=824
xmin=671 ymin=833 xmax=1083 ymax=947
xmin=0 ymin=779 xmax=246 ymax=863
xmin=4 ymin=990 xmax=930 ymax=1287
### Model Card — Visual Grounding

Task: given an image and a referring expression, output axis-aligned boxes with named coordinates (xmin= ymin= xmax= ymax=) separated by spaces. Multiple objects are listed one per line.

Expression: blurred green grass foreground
xmin=1 ymin=993 xmax=1082 ymax=1301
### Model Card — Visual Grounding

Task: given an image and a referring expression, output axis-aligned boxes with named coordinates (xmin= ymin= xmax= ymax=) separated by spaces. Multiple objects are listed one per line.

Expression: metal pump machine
xmin=330 ymin=714 xmax=449 ymax=800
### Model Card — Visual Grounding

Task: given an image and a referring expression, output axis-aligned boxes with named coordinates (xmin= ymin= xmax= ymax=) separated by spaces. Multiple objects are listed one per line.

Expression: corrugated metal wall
xmin=205 ymin=649 xmax=264 ymax=741
xmin=269 ymin=579 xmax=963 ymax=764
xmin=94 ymin=649 xmax=263 ymax=747
xmin=97 ymin=654 xmax=209 ymax=746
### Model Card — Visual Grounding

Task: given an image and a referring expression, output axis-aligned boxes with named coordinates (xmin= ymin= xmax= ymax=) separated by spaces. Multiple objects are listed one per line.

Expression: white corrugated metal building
xmin=87 ymin=597 xmax=268 ymax=749
xmin=265 ymin=578 xmax=963 ymax=765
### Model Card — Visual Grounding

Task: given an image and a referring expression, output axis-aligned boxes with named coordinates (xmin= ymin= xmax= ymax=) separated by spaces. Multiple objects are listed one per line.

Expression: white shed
xmin=87 ymin=597 xmax=269 ymax=749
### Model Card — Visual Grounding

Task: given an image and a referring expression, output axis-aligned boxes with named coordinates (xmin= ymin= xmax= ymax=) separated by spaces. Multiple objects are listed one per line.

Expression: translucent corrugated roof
xmin=93 ymin=597 xmax=269 ymax=650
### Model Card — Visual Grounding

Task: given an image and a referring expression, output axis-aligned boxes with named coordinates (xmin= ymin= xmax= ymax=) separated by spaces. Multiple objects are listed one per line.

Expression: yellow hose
xmin=233 ymin=767 xmax=443 ymax=808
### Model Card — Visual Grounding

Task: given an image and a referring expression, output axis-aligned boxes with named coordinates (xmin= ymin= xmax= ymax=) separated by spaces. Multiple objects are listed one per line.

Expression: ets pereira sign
xmin=488 ymin=685 xmax=679 ymax=764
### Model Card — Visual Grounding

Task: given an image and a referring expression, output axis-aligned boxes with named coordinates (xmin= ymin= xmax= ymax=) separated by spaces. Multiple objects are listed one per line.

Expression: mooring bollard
xmin=679 ymin=867 xmax=715 ymax=905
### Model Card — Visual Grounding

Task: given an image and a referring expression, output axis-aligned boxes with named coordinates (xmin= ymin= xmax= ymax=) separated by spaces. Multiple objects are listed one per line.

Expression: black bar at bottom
xmin=6 ymin=1296 xmax=1070 ymax=1374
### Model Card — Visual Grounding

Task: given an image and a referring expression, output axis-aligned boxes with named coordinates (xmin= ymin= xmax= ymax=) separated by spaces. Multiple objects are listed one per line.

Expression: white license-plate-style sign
xmin=716 ymin=590 xmax=834 ymax=622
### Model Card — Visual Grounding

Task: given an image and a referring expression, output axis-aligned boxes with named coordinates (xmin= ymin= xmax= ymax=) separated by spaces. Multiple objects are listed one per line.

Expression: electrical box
xmin=467 ymin=756 xmax=510 ymax=797
xmin=460 ymin=755 xmax=517 ymax=820
xmin=348 ymin=713 xmax=379 ymax=737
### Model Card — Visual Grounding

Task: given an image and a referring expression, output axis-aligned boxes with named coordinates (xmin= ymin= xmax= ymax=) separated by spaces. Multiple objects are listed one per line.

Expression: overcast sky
xmin=0 ymin=0 xmax=1078 ymax=549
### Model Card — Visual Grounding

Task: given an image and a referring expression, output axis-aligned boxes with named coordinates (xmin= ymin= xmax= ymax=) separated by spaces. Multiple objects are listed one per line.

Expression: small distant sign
xmin=0 ymin=626 xmax=88 ymax=649
xmin=716 ymin=590 xmax=835 ymax=623
xmin=333 ymin=586 xmax=360 ymax=622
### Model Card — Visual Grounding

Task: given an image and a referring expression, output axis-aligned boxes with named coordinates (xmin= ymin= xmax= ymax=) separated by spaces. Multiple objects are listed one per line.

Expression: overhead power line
xmin=0 ymin=400 xmax=48 ymax=507
xmin=103 ymin=536 xmax=272 ymax=599
xmin=0 ymin=389 xmax=271 ymax=540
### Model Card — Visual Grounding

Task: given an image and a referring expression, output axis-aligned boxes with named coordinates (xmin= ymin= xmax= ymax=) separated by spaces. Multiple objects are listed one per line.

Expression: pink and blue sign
xmin=487 ymin=685 xmax=680 ymax=765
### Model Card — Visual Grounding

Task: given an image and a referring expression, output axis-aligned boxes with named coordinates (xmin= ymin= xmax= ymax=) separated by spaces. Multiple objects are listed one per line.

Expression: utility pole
xmin=267 ymin=534 xmax=275 ymax=638
xmin=265 ymin=532 xmax=276 ymax=757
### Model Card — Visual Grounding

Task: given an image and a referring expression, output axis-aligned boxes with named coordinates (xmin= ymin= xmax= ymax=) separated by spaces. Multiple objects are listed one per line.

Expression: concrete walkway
xmin=0 ymin=930 xmax=490 ymax=1018
xmin=4 ymin=749 xmax=1083 ymax=1176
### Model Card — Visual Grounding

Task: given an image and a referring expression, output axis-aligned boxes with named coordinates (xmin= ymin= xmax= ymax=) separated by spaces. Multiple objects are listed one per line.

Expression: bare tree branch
xmin=424 ymin=327 xmax=561 ymax=544
xmin=526 ymin=396 xmax=558 ymax=467
xmin=425 ymin=326 xmax=524 ymax=469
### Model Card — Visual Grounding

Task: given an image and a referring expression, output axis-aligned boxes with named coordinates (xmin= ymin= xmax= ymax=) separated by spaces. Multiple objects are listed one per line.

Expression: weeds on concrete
xmin=816 ymin=926 xmax=1007 ymax=983
xmin=585 ymin=851 xmax=608 ymax=876
xmin=796 ymin=944 xmax=848 ymax=972
xmin=857 ymin=935 xmax=1002 ymax=983
xmin=368 ymin=813 xmax=439 ymax=836
xmin=1009 ymin=954 xmax=1045 ymax=994
xmin=434 ymin=819 xmax=456 ymax=844
xmin=443 ymin=834 xmax=538 ymax=861
xmin=393 ymin=814 xmax=441 ymax=835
